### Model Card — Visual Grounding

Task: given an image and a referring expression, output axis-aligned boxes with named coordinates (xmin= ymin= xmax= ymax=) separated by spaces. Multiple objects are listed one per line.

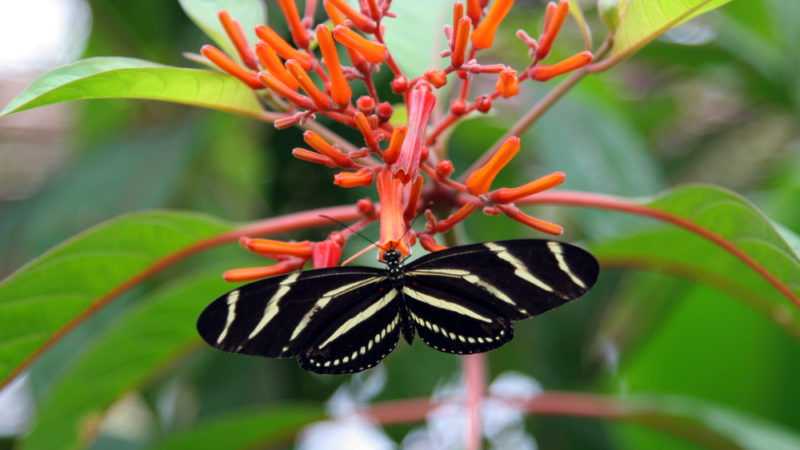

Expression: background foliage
xmin=1 ymin=0 xmax=799 ymax=448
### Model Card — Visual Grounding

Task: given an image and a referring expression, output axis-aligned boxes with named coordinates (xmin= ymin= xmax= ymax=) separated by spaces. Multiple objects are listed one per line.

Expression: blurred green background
xmin=1 ymin=0 xmax=799 ymax=448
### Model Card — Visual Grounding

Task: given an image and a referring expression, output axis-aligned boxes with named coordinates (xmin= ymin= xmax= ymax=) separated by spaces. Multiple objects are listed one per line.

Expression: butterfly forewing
xmin=197 ymin=267 xmax=386 ymax=359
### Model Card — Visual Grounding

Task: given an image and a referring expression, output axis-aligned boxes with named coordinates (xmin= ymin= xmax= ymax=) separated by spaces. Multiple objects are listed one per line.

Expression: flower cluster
xmin=201 ymin=0 xmax=592 ymax=281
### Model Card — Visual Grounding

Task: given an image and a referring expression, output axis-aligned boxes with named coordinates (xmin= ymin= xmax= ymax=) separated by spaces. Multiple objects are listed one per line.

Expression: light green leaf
xmin=591 ymin=184 xmax=800 ymax=341
xmin=381 ymin=1 xmax=456 ymax=78
xmin=0 ymin=57 xmax=264 ymax=118
xmin=623 ymin=395 xmax=800 ymax=450
xmin=608 ymin=0 xmax=732 ymax=66
xmin=0 ymin=211 xmax=232 ymax=386
xmin=21 ymin=271 xmax=237 ymax=450
xmin=178 ymin=0 xmax=267 ymax=59
xmin=152 ymin=405 xmax=323 ymax=449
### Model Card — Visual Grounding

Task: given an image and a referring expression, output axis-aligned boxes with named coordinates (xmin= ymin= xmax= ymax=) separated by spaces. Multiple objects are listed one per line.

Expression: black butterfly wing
xmin=403 ymin=239 xmax=598 ymax=354
xmin=197 ymin=267 xmax=395 ymax=373
xmin=298 ymin=284 xmax=402 ymax=374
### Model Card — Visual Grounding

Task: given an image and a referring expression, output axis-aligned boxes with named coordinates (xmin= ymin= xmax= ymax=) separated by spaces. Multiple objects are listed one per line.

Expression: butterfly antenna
xmin=318 ymin=214 xmax=379 ymax=247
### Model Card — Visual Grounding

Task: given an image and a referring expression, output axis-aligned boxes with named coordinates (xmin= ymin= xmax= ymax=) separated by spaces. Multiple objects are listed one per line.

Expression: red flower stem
xmin=513 ymin=190 xmax=800 ymax=310
xmin=362 ymin=390 xmax=630 ymax=426
xmin=464 ymin=353 xmax=485 ymax=450
xmin=0 ymin=205 xmax=363 ymax=390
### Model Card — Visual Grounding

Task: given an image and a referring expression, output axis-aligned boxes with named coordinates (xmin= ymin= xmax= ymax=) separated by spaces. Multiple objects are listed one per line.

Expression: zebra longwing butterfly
xmin=197 ymin=239 xmax=598 ymax=374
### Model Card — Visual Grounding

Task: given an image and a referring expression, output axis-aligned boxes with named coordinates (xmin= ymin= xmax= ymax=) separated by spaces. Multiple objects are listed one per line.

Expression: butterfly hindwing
xmin=197 ymin=267 xmax=386 ymax=361
xmin=402 ymin=280 xmax=514 ymax=354
xmin=299 ymin=285 xmax=402 ymax=374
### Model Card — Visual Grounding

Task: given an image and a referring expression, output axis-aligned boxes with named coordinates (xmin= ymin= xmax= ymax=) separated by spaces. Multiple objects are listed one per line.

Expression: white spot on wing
xmin=548 ymin=241 xmax=587 ymax=289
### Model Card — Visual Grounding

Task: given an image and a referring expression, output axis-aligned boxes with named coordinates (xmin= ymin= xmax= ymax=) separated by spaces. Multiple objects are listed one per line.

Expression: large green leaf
xmin=608 ymin=0 xmax=732 ymax=66
xmin=0 ymin=211 xmax=232 ymax=386
xmin=590 ymin=184 xmax=800 ymax=340
xmin=0 ymin=57 xmax=264 ymax=118
xmin=178 ymin=0 xmax=267 ymax=60
xmin=152 ymin=405 xmax=323 ymax=449
xmin=20 ymin=270 xmax=246 ymax=449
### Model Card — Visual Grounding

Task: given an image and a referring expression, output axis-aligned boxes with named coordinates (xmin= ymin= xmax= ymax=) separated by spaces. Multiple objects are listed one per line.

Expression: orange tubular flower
xmin=453 ymin=2 xmax=464 ymax=25
xmin=324 ymin=0 xmax=348 ymax=24
xmin=201 ymin=45 xmax=263 ymax=89
xmin=285 ymin=59 xmax=333 ymax=110
xmin=223 ymin=258 xmax=305 ymax=282
xmin=465 ymin=136 xmax=520 ymax=195
xmin=536 ymin=0 xmax=569 ymax=59
xmin=531 ymin=51 xmax=592 ymax=81
xmin=466 ymin=0 xmax=482 ymax=25
xmin=303 ymin=130 xmax=352 ymax=167
xmin=327 ymin=0 xmax=377 ymax=32
xmin=498 ymin=204 xmax=564 ymax=235
xmin=277 ymin=0 xmax=310 ymax=49
xmin=255 ymin=42 xmax=299 ymax=90
xmin=324 ymin=0 xmax=370 ymax=73
xmin=217 ymin=11 xmax=258 ymax=70
xmin=495 ymin=68 xmax=519 ymax=98
xmin=418 ymin=233 xmax=448 ymax=252
xmin=471 ymin=0 xmax=514 ymax=50
xmin=292 ymin=148 xmax=337 ymax=167
xmin=334 ymin=168 xmax=375 ymax=188
xmin=333 ymin=26 xmax=387 ymax=64
xmin=316 ymin=25 xmax=352 ymax=107
xmin=489 ymin=171 xmax=565 ymax=203
xmin=395 ymin=85 xmax=436 ymax=183
xmin=383 ymin=126 xmax=407 ymax=164
xmin=353 ymin=112 xmax=379 ymax=151
xmin=255 ymin=25 xmax=313 ymax=70
xmin=434 ymin=203 xmax=478 ymax=233
xmin=376 ymin=170 xmax=410 ymax=257
xmin=403 ymin=175 xmax=424 ymax=222
xmin=451 ymin=17 xmax=471 ymax=68
xmin=257 ymin=71 xmax=315 ymax=110
xmin=424 ymin=69 xmax=448 ymax=88
xmin=244 ymin=238 xmax=314 ymax=258
xmin=312 ymin=237 xmax=344 ymax=268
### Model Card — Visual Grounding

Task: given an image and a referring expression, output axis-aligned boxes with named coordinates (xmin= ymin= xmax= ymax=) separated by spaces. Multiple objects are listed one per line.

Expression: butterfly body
xmin=197 ymin=239 xmax=598 ymax=374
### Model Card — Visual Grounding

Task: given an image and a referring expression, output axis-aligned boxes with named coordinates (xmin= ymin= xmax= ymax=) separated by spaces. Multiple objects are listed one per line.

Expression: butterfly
xmin=197 ymin=239 xmax=598 ymax=374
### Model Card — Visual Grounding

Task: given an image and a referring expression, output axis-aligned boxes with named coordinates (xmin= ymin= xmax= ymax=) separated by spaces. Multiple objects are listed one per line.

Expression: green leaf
xmin=21 ymin=270 xmax=238 ymax=450
xmin=381 ymin=1 xmax=456 ymax=78
xmin=623 ymin=395 xmax=800 ymax=450
xmin=0 ymin=211 xmax=232 ymax=386
xmin=0 ymin=57 xmax=264 ymax=118
xmin=591 ymin=184 xmax=800 ymax=341
xmin=178 ymin=0 xmax=267 ymax=60
xmin=609 ymin=0 xmax=732 ymax=66
xmin=152 ymin=405 xmax=323 ymax=449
